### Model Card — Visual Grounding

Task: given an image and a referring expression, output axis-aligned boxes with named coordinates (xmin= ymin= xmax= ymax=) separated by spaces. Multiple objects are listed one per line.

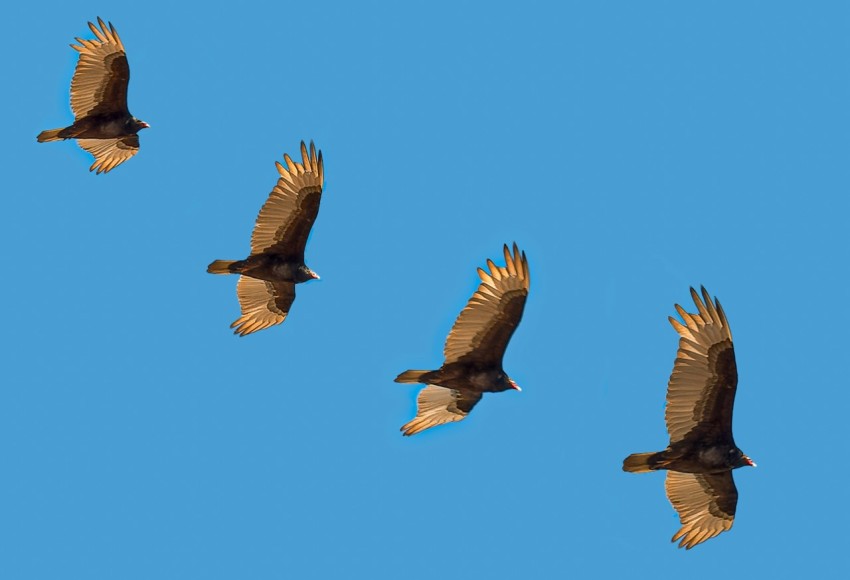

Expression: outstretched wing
xmin=76 ymin=135 xmax=139 ymax=174
xmin=70 ymin=18 xmax=130 ymax=118
xmin=443 ymin=243 xmax=530 ymax=367
xmin=665 ymin=286 xmax=738 ymax=443
xmin=665 ymin=471 xmax=737 ymax=549
xmin=230 ymin=276 xmax=296 ymax=337
xmin=401 ymin=385 xmax=482 ymax=436
xmin=250 ymin=142 xmax=324 ymax=261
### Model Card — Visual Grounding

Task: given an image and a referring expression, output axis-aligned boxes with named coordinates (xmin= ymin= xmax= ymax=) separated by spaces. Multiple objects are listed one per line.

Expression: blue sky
xmin=2 ymin=1 xmax=848 ymax=578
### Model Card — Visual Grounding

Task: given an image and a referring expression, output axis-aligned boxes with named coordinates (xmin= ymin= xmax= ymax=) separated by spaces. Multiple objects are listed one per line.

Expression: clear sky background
xmin=2 ymin=1 xmax=848 ymax=578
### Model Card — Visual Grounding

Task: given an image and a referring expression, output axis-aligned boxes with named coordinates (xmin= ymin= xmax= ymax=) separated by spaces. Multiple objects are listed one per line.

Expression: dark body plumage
xmin=395 ymin=244 xmax=530 ymax=436
xmin=623 ymin=287 xmax=755 ymax=549
xmin=37 ymin=17 xmax=148 ymax=174
xmin=207 ymin=141 xmax=323 ymax=336
xmin=213 ymin=256 xmax=317 ymax=284
xmin=403 ymin=366 xmax=517 ymax=395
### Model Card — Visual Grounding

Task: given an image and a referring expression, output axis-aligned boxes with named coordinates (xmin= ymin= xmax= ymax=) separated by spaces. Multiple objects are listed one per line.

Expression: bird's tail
xmin=622 ymin=452 xmax=665 ymax=473
xmin=37 ymin=128 xmax=64 ymax=142
xmin=207 ymin=260 xmax=240 ymax=274
xmin=394 ymin=370 xmax=431 ymax=384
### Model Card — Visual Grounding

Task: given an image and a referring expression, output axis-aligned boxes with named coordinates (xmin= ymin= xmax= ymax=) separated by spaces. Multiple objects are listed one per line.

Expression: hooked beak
xmin=311 ymin=270 xmax=321 ymax=280
xmin=509 ymin=379 xmax=521 ymax=392
xmin=139 ymin=121 xmax=150 ymax=129
xmin=743 ymin=455 xmax=756 ymax=467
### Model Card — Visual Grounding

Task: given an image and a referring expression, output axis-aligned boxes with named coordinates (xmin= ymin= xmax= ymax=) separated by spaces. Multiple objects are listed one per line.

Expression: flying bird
xmin=37 ymin=17 xmax=149 ymax=174
xmin=623 ymin=287 xmax=755 ymax=549
xmin=395 ymin=243 xmax=530 ymax=436
xmin=207 ymin=141 xmax=323 ymax=336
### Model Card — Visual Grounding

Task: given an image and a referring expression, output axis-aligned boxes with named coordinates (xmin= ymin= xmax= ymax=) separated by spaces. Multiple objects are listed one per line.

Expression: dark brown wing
xmin=400 ymin=386 xmax=482 ymax=436
xmin=76 ymin=135 xmax=139 ymax=174
xmin=69 ymin=18 xmax=130 ymax=118
xmin=250 ymin=142 xmax=323 ymax=262
xmin=230 ymin=276 xmax=296 ymax=336
xmin=665 ymin=471 xmax=737 ymax=549
xmin=442 ymin=243 xmax=530 ymax=367
xmin=665 ymin=287 xmax=738 ymax=443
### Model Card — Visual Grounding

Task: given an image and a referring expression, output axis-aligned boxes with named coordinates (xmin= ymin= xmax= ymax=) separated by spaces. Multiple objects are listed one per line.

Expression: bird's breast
xmin=77 ymin=114 xmax=132 ymax=139
xmin=697 ymin=446 xmax=734 ymax=472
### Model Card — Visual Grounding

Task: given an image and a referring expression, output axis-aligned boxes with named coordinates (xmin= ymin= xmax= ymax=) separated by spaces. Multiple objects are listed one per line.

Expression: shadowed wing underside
xmin=401 ymin=386 xmax=482 ymax=436
xmin=70 ymin=18 xmax=130 ymax=118
xmin=231 ymin=276 xmax=295 ymax=337
xmin=666 ymin=287 xmax=738 ymax=443
xmin=443 ymin=243 xmax=530 ymax=366
xmin=665 ymin=471 xmax=737 ymax=549
xmin=250 ymin=142 xmax=324 ymax=260
xmin=77 ymin=135 xmax=139 ymax=174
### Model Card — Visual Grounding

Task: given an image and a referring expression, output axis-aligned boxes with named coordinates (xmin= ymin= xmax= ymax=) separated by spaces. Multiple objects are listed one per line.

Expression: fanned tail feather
xmin=394 ymin=370 xmax=430 ymax=384
xmin=622 ymin=452 xmax=664 ymax=473
xmin=37 ymin=128 xmax=64 ymax=142
xmin=207 ymin=260 xmax=239 ymax=274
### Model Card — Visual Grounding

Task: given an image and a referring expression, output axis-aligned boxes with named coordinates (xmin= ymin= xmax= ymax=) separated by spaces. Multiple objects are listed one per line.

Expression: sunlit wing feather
xmin=665 ymin=471 xmax=737 ymax=549
xmin=231 ymin=276 xmax=295 ymax=337
xmin=70 ymin=17 xmax=130 ymax=118
xmin=250 ymin=142 xmax=324 ymax=259
xmin=401 ymin=385 xmax=482 ymax=436
xmin=443 ymin=243 xmax=530 ymax=366
xmin=76 ymin=135 xmax=139 ymax=174
xmin=665 ymin=287 xmax=738 ymax=443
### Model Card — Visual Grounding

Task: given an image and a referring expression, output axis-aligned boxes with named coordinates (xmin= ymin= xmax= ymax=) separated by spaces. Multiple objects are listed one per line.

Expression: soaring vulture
xmin=622 ymin=287 xmax=755 ymax=549
xmin=37 ymin=17 xmax=149 ymax=174
xmin=207 ymin=141 xmax=323 ymax=337
xmin=395 ymin=243 xmax=530 ymax=436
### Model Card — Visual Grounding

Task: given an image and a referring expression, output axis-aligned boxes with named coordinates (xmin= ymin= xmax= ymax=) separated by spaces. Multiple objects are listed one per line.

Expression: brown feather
xmin=37 ymin=128 xmax=64 ymax=142
xmin=231 ymin=277 xmax=295 ymax=337
xmin=250 ymin=142 xmax=324 ymax=259
xmin=666 ymin=471 xmax=737 ymax=549
xmin=665 ymin=286 xmax=737 ymax=443
xmin=76 ymin=135 xmax=139 ymax=174
xmin=70 ymin=18 xmax=130 ymax=118
xmin=400 ymin=386 xmax=482 ymax=436
xmin=207 ymin=260 xmax=238 ymax=275
xmin=394 ymin=370 xmax=430 ymax=384
xmin=443 ymin=243 xmax=530 ymax=366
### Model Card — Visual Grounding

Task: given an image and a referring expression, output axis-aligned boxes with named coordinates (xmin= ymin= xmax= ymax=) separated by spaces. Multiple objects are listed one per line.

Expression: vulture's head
xmin=296 ymin=265 xmax=320 ymax=283
xmin=130 ymin=118 xmax=150 ymax=132
xmin=729 ymin=448 xmax=756 ymax=469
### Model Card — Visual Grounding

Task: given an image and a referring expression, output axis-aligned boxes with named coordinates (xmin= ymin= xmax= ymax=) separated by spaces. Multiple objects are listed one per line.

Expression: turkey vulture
xmin=395 ymin=243 xmax=530 ymax=436
xmin=207 ymin=141 xmax=323 ymax=336
xmin=623 ymin=287 xmax=755 ymax=549
xmin=37 ymin=17 xmax=148 ymax=174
